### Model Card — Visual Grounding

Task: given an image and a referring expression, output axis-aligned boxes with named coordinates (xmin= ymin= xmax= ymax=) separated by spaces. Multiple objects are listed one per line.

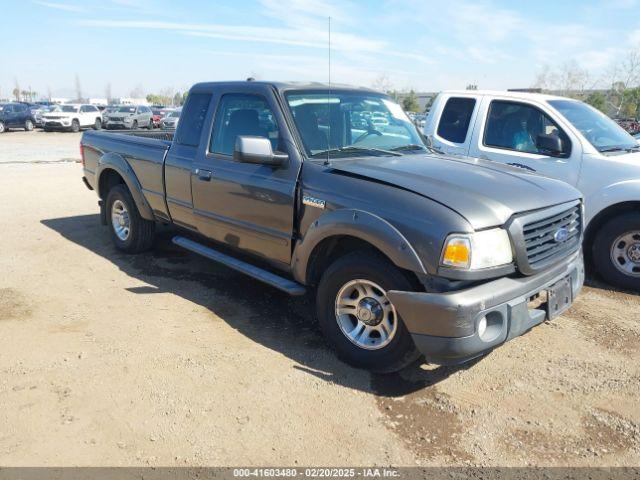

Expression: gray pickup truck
xmin=80 ymin=81 xmax=585 ymax=372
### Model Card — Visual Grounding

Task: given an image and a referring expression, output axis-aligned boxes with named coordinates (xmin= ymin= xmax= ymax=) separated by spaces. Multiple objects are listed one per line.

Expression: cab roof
xmin=441 ymin=89 xmax=575 ymax=102
xmin=190 ymin=80 xmax=381 ymax=95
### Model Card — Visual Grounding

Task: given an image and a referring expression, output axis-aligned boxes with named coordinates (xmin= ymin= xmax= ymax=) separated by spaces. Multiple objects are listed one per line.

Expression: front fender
xmin=291 ymin=209 xmax=427 ymax=284
xmin=586 ymin=179 xmax=640 ymax=226
xmin=96 ymin=153 xmax=155 ymax=221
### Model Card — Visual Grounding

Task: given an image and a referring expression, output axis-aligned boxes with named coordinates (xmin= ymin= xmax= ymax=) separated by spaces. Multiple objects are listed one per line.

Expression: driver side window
xmin=484 ymin=101 xmax=570 ymax=156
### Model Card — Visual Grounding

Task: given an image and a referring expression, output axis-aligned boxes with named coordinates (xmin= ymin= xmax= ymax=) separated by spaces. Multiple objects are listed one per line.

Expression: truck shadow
xmin=41 ymin=214 xmax=478 ymax=397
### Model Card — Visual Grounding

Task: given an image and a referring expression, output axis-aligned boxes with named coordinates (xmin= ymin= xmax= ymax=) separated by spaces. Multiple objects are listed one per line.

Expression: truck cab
xmin=424 ymin=90 xmax=640 ymax=290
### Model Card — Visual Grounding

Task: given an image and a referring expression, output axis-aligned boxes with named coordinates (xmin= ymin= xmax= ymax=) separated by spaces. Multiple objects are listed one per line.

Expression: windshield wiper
xmin=600 ymin=145 xmax=640 ymax=153
xmin=311 ymin=146 xmax=402 ymax=158
xmin=390 ymin=144 xmax=427 ymax=152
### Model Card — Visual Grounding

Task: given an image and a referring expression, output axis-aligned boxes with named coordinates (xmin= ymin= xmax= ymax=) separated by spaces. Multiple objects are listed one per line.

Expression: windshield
xmin=117 ymin=106 xmax=136 ymax=113
xmin=50 ymin=105 xmax=78 ymax=113
xmin=548 ymin=99 xmax=637 ymax=152
xmin=285 ymin=91 xmax=425 ymax=158
xmin=168 ymin=111 xmax=180 ymax=118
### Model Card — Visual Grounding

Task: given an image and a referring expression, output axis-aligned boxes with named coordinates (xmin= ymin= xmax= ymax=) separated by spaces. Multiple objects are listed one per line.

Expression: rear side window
xmin=174 ymin=93 xmax=212 ymax=147
xmin=437 ymin=97 xmax=476 ymax=143
xmin=210 ymin=94 xmax=279 ymax=156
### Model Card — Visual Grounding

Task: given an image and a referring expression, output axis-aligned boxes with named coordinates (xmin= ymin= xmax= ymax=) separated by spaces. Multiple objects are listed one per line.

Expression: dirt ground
xmin=0 ymin=130 xmax=639 ymax=467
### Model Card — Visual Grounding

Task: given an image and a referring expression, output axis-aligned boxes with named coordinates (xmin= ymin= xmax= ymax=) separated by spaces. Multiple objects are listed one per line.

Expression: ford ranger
xmin=80 ymin=81 xmax=585 ymax=372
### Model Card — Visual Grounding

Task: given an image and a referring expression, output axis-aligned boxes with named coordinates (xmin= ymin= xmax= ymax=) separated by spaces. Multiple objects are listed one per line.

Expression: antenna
xmin=325 ymin=16 xmax=332 ymax=166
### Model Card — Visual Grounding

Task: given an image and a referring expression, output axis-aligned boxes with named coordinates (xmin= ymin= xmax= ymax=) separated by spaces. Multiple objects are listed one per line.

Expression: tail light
xmin=80 ymin=143 xmax=85 ymax=167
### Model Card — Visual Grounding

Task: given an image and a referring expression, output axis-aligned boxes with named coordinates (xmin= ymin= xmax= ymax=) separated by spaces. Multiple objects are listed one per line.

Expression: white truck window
xmin=484 ymin=101 xmax=570 ymax=156
xmin=437 ymin=97 xmax=476 ymax=143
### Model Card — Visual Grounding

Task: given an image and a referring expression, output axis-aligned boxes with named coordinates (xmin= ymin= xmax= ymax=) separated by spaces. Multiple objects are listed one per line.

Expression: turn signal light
xmin=442 ymin=238 xmax=471 ymax=268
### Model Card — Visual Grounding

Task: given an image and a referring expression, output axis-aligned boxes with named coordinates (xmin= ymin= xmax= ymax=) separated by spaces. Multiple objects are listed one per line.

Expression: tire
xmin=94 ymin=118 xmax=102 ymax=130
xmin=147 ymin=119 xmax=153 ymax=130
xmin=71 ymin=119 xmax=80 ymax=133
xmin=131 ymin=120 xmax=138 ymax=130
xmin=0 ymin=121 xmax=5 ymax=133
xmin=24 ymin=119 xmax=34 ymax=131
xmin=316 ymin=251 xmax=421 ymax=372
xmin=593 ymin=212 xmax=640 ymax=290
xmin=105 ymin=184 xmax=155 ymax=253
xmin=44 ymin=126 xmax=51 ymax=132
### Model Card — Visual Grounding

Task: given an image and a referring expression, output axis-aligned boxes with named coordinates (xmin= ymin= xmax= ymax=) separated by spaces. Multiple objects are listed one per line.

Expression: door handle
xmin=195 ymin=168 xmax=212 ymax=181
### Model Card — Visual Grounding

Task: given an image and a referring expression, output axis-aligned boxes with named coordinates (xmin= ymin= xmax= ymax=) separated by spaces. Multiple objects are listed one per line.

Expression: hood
xmin=327 ymin=153 xmax=581 ymax=230
xmin=44 ymin=110 xmax=76 ymax=118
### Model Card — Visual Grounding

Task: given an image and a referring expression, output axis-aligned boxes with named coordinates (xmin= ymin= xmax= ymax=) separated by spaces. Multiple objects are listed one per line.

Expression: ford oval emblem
xmin=553 ymin=227 xmax=569 ymax=243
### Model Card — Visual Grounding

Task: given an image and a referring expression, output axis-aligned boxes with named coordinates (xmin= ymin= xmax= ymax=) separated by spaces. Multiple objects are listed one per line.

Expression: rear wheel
xmin=24 ymin=119 xmax=34 ymax=131
xmin=70 ymin=119 xmax=80 ymax=133
xmin=316 ymin=252 xmax=420 ymax=372
xmin=593 ymin=212 xmax=640 ymax=291
xmin=105 ymin=184 xmax=155 ymax=253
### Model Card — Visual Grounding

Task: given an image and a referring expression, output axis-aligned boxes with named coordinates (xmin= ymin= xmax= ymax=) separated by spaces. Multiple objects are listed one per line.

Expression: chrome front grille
xmin=523 ymin=204 xmax=581 ymax=270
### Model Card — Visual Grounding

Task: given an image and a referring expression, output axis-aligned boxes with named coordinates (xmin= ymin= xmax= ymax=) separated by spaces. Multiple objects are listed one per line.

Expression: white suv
xmin=42 ymin=104 xmax=102 ymax=132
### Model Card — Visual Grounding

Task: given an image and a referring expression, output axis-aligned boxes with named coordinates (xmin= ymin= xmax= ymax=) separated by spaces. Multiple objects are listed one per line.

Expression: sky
xmin=1 ymin=0 xmax=639 ymax=99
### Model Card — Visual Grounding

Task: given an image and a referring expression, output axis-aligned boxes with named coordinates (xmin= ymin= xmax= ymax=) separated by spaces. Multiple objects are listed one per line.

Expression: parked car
xmin=0 ymin=102 xmax=36 ymax=132
xmin=151 ymin=108 xmax=165 ymax=128
xmin=42 ymin=104 xmax=103 ymax=132
xmin=160 ymin=110 xmax=181 ymax=129
xmin=30 ymin=104 xmax=51 ymax=127
xmin=424 ymin=90 xmax=640 ymax=290
xmin=80 ymin=81 xmax=584 ymax=372
xmin=103 ymin=105 xmax=153 ymax=130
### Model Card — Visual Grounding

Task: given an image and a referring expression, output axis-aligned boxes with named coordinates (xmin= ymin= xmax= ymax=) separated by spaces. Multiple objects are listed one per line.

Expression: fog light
xmin=478 ymin=316 xmax=487 ymax=337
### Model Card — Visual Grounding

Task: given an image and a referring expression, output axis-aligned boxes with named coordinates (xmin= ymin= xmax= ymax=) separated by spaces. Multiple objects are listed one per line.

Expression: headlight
xmin=441 ymin=228 xmax=513 ymax=270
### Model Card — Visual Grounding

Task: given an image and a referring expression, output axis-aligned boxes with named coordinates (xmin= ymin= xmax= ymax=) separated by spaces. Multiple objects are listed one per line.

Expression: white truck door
xmin=426 ymin=94 xmax=479 ymax=156
xmin=80 ymin=105 xmax=92 ymax=127
xmin=468 ymin=97 xmax=581 ymax=185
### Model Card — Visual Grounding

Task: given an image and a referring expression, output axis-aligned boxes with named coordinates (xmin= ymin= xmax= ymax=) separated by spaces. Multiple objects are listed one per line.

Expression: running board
xmin=172 ymin=236 xmax=306 ymax=296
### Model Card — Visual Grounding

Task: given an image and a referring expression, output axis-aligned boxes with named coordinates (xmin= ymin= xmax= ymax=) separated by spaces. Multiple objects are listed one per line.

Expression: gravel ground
xmin=0 ymin=131 xmax=638 ymax=467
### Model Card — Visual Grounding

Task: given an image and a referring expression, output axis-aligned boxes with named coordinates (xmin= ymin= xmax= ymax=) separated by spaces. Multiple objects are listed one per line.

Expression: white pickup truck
xmin=424 ymin=90 xmax=640 ymax=290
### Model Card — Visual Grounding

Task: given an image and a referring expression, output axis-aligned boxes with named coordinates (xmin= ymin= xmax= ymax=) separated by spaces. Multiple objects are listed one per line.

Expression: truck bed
xmin=81 ymin=129 xmax=174 ymax=221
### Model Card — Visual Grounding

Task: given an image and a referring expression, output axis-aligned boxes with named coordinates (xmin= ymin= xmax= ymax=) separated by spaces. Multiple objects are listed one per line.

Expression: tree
xmin=585 ymin=91 xmax=607 ymax=113
xmin=75 ymin=74 xmax=83 ymax=102
xmin=402 ymin=90 xmax=420 ymax=112
xmin=129 ymin=84 xmax=145 ymax=99
xmin=371 ymin=74 xmax=393 ymax=94
xmin=13 ymin=78 xmax=21 ymax=101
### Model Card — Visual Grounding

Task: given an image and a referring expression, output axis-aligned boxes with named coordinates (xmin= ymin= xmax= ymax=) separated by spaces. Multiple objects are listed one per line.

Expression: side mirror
xmin=233 ymin=136 xmax=288 ymax=166
xmin=536 ymin=133 xmax=563 ymax=156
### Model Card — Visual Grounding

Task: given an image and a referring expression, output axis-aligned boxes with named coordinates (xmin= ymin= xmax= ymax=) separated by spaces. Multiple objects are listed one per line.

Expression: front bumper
xmin=43 ymin=118 xmax=72 ymax=128
xmin=387 ymin=250 xmax=584 ymax=365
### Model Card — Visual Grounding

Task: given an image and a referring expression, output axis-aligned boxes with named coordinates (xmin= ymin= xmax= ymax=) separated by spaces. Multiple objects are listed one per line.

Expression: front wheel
xmin=105 ymin=184 xmax=155 ymax=253
xmin=24 ymin=119 xmax=34 ymax=131
xmin=593 ymin=212 xmax=640 ymax=290
xmin=70 ymin=119 xmax=80 ymax=133
xmin=0 ymin=121 xmax=5 ymax=133
xmin=94 ymin=118 xmax=102 ymax=130
xmin=131 ymin=120 xmax=138 ymax=130
xmin=316 ymin=252 xmax=420 ymax=372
